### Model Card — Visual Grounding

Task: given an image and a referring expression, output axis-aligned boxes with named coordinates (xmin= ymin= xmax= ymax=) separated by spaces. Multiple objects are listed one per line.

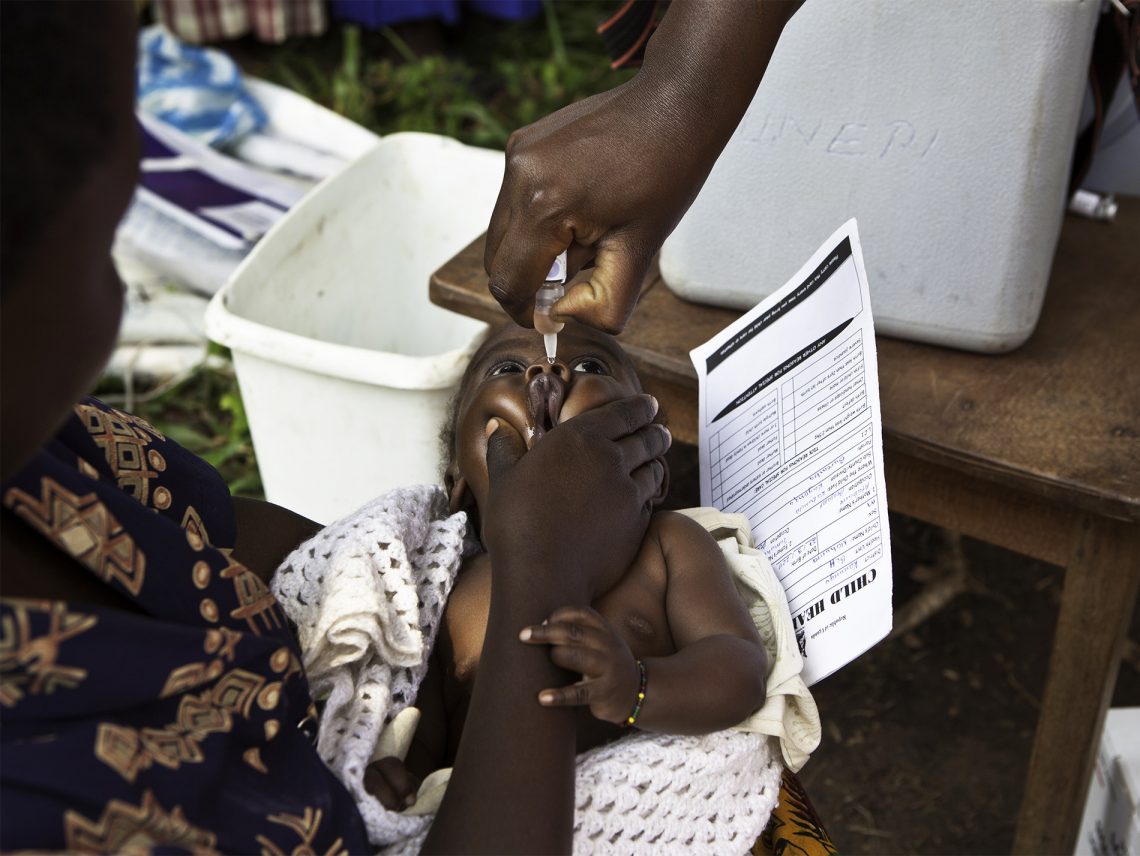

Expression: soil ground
xmin=664 ymin=441 xmax=1140 ymax=855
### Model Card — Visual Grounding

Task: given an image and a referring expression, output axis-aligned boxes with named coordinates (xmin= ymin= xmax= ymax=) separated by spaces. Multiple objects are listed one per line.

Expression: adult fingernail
xmin=519 ymin=627 xmax=532 ymax=641
xmin=485 ymin=418 xmax=500 ymax=439
xmin=539 ymin=692 xmax=554 ymax=705
xmin=648 ymin=395 xmax=659 ymax=416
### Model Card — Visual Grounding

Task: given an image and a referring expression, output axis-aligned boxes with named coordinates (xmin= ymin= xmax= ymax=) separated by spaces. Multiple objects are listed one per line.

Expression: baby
xmin=368 ymin=321 xmax=768 ymax=809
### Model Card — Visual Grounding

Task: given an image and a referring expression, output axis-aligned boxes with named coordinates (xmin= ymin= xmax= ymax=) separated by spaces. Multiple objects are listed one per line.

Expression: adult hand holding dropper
xmin=487 ymin=0 xmax=802 ymax=336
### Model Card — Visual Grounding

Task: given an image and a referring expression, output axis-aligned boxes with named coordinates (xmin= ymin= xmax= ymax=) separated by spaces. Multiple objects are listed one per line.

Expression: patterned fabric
xmin=152 ymin=0 xmax=326 ymax=45
xmin=137 ymin=25 xmax=268 ymax=148
xmin=0 ymin=397 xmax=368 ymax=854
xmin=755 ymin=770 xmax=839 ymax=856
xmin=330 ymin=0 xmax=541 ymax=29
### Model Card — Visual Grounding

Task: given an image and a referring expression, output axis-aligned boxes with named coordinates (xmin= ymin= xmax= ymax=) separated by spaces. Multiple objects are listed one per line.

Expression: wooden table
xmin=430 ymin=204 xmax=1140 ymax=855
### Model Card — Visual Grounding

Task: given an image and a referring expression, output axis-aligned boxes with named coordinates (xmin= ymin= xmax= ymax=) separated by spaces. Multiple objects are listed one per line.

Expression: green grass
xmin=112 ymin=1 xmax=631 ymax=498
xmin=98 ymin=344 xmax=263 ymax=496
xmin=265 ymin=1 xmax=634 ymax=146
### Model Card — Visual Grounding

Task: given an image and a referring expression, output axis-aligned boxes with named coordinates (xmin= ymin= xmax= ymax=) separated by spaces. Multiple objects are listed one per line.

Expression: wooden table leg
xmin=1013 ymin=516 xmax=1140 ymax=855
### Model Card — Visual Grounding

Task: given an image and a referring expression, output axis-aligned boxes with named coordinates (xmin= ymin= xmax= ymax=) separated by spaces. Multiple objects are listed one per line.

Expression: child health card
xmin=690 ymin=220 xmax=892 ymax=685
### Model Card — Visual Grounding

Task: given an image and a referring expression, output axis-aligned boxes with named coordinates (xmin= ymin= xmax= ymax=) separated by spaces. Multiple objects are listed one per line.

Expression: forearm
xmin=422 ymin=570 xmax=588 ymax=854
xmin=403 ymin=650 xmax=449 ymax=779
xmin=635 ymin=635 xmax=767 ymax=735
xmin=637 ymin=0 xmax=800 ymax=176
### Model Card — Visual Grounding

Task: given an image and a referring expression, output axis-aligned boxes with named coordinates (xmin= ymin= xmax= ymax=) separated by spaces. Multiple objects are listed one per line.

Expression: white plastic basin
xmin=205 ymin=133 xmax=504 ymax=522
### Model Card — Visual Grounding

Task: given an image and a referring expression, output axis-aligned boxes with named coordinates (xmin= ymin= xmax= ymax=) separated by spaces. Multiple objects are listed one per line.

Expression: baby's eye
xmin=572 ymin=358 xmax=609 ymax=375
xmin=488 ymin=360 xmax=525 ymax=377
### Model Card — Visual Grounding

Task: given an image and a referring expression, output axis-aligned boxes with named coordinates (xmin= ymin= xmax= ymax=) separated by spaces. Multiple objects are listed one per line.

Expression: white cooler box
xmin=660 ymin=0 xmax=1100 ymax=353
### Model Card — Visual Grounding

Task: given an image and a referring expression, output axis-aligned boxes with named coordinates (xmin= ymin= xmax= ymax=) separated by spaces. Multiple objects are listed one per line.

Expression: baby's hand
xmin=520 ymin=606 xmax=640 ymax=725
xmin=365 ymin=756 xmax=421 ymax=811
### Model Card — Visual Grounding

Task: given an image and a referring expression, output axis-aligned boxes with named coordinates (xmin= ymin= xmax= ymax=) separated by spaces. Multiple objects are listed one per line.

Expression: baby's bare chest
xmin=444 ymin=550 xmax=673 ymax=688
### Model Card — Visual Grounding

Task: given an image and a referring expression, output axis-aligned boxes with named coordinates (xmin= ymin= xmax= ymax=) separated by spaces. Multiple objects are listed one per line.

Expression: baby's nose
xmin=525 ymin=360 xmax=570 ymax=382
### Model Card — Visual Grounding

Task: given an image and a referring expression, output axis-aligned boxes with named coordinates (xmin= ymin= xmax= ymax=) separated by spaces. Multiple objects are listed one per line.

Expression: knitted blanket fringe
xmin=271 ymin=486 xmax=788 ymax=854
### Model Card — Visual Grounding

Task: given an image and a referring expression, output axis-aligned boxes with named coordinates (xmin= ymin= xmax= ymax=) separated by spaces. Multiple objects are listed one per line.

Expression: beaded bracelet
xmin=624 ymin=659 xmax=648 ymax=728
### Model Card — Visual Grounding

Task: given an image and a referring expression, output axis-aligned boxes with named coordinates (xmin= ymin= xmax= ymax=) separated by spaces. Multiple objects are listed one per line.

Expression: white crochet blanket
xmin=271 ymin=486 xmax=806 ymax=854
xmin=271 ymin=486 xmax=463 ymax=846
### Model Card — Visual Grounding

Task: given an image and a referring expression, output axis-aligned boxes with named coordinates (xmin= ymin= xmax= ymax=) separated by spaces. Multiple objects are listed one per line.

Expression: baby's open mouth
xmin=527 ymin=372 xmax=564 ymax=445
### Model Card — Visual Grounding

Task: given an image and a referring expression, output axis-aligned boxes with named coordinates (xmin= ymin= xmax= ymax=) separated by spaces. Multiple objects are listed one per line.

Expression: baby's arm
xmin=521 ymin=511 xmax=768 ymax=734
xmin=365 ymin=646 xmax=450 ymax=810
xmin=628 ymin=511 xmax=768 ymax=733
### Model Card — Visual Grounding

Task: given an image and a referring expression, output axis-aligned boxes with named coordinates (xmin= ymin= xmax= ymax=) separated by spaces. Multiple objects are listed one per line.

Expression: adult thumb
xmin=485 ymin=419 xmax=526 ymax=487
xmin=555 ymin=239 xmax=651 ymax=334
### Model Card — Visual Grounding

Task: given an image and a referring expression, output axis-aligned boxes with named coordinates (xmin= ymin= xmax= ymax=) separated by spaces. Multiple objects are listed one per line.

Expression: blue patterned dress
xmin=1 ymin=398 xmax=369 ymax=854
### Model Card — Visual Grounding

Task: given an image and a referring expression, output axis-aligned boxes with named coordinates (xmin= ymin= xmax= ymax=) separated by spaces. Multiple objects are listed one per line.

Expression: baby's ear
xmin=651 ymin=455 xmax=671 ymax=509
xmin=650 ymin=409 xmax=671 ymax=508
xmin=446 ymin=467 xmax=482 ymax=538
xmin=445 ymin=464 xmax=472 ymax=516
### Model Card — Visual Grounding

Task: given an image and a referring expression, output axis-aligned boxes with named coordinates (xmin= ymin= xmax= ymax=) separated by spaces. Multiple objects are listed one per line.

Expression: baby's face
xmin=450 ymin=321 xmax=644 ymax=517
